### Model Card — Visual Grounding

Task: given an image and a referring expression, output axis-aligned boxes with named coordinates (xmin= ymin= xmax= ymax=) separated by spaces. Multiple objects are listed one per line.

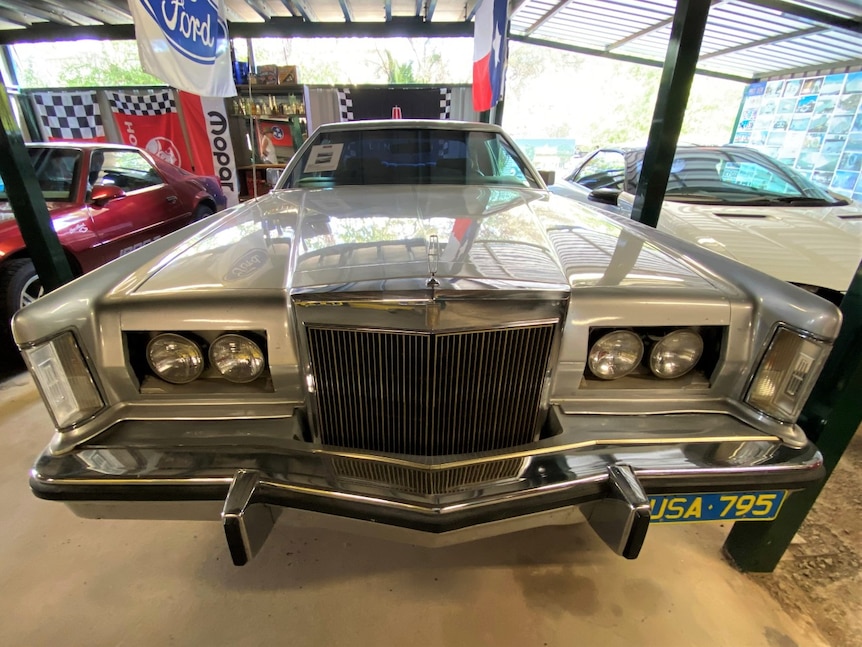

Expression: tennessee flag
xmin=472 ymin=0 xmax=508 ymax=112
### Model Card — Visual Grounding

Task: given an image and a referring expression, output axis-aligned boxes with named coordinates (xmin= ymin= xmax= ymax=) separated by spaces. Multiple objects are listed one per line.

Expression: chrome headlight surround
xmin=587 ymin=330 xmax=644 ymax=380
xmin=745 ymin=325 xmax=831 ymax=423
xmin=649 ymin=329 xmax=704 ymax=379
xmin=22 ymin=331 xmax=104 ymax=429
xmin=146 ymin=333 xmax=205 ymax=384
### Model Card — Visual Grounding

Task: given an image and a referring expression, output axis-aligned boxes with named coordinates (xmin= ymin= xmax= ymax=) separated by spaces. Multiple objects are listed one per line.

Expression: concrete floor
xmin=0 ymin=360 xmax=837 ymax=647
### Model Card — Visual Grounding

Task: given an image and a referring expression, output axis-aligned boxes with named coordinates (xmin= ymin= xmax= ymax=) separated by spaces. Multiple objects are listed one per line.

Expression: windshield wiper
xmin=743 ymin=196 xmax=839 ymax=207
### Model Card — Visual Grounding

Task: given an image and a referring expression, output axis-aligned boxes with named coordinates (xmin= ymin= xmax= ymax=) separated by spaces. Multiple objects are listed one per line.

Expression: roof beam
xmin=522 ymin=0 xmax=568 ymax=37
xmin=243 ymin=0 xmax=272 ymax=21
xmin=752 ymin=55 xmax=862 ymax=80
xmin=605 ymin=0 xmax=727 ymax=52
xmin=0 ymin=8 xmax=33 ymax=27
xmin=0 ymin=1 xmax=84 ymax=26
xmin=509 ymin=34 xmax=751 ymax=82
xmin=0 ymin=19 xmax=475 ymax=45
xmin=337 ymin=0 xmax=355 ymax=22
xmin=741 ymin=0 xmax=862 ymax=33
xmin=699 ymin=24 xmax=825 ymax=59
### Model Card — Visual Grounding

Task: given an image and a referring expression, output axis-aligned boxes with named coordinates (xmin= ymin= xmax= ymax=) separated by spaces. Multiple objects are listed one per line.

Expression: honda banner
xmin=178 ymin=91 xmax=240 ymax=206
xmin=107 ymin=90 xmax=192 ymax=172
xmin=129 ymin=0 xmax=236 ymax=98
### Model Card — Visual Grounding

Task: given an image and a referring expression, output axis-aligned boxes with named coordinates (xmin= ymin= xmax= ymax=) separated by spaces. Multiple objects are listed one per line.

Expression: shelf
xmin=235 ymin=84 xmax=304 ymax=94
xmin=230 ymin=113 xmax=306 ymax=120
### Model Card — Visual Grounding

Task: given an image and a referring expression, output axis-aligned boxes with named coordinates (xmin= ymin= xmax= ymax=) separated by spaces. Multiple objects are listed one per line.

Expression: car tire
xmin=0 ymin=258 xmax=43 ymax=329
xmin=191 ymin=204 xmax=215 ymax=223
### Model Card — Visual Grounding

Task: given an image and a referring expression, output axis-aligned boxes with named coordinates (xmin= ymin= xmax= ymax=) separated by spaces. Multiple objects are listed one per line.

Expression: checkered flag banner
xmin=440 ymin=88 xmax=452 ymax=120
xmin=107 ymin=90 xmax=176 ymax=116
xmin=337 ymin=88 xmax=354 ymax=122
xmin=32 ymin=91 xmax=105 ymax=141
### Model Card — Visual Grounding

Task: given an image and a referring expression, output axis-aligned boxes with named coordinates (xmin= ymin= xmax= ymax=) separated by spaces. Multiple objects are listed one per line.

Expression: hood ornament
xmin=426 ymin=234 xmax=440 ymax=289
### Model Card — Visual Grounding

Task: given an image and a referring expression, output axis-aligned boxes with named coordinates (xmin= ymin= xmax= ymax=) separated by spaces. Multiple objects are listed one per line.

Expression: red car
xmin=0 ymin=142 xmax=226 ymax=330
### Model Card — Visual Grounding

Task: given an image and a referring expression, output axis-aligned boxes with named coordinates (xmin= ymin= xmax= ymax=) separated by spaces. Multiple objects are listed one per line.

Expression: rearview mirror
xmin=90 ymin=184 xmax=125 ymax=206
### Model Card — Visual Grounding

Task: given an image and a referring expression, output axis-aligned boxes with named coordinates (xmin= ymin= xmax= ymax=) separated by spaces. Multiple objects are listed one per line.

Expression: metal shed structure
xmin=0 ymin=1 xmax=857 ymax=81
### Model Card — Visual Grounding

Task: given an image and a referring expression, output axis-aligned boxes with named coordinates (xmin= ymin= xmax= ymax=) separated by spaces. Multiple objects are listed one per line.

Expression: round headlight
xmin=209 ymin=334 xmax=265 ymax=383
xmin=147 ymin=334 xmax=204 ymax=384
xmin=588 ymin=331 xmax=643 ymax=380
xmin=649 ymin=329 xmax=703 ymax=379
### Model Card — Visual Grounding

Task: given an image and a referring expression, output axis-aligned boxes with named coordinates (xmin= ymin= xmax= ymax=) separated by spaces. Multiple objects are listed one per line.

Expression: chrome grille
xmin=307 ymin=323 xmax=556 ymax=456
xmin=332 ymin=457 xmax=525 ymax=495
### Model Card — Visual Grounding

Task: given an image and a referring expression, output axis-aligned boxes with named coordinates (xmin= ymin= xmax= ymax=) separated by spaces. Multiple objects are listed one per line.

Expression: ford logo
xmin=140 ymin=0 xmax=228 ymax=65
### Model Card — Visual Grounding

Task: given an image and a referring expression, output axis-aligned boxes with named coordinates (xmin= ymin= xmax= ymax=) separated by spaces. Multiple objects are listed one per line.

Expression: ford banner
xmin=129 ymin=0 xmax=237 ymax=98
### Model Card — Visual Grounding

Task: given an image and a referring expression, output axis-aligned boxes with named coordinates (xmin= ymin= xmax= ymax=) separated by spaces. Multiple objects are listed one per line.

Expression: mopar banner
xmin=178 ymin=91 xmax=240 ymax=206
xmin=107 ymin=90 xmax=192 ymax=172
xmin=31 ymin=91 xmax=106 ymax=142
xmin=129 ymin=0 xmax=236 ymax=98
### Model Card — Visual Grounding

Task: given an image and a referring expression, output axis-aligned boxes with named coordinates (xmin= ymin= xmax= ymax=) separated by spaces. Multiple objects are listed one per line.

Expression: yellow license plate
xmin=649 ymin=491 xmax=787 ymax=523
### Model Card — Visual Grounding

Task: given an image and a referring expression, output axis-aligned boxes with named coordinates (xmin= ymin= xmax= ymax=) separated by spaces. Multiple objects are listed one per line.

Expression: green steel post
xmin=0 ymin=83 xmax=73 ymax=291
xmin=630 ymin=0 xmax=711 ymax=228
xmin=724 ymin=262 xmax=862 ymax=572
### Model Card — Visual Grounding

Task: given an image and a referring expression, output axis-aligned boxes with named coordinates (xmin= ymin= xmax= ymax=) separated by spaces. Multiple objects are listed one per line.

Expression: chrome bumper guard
xmin=30 ymin=412 xmax=824 ymax=566
xmin=221 ymin=464 xmax=653 ymax=566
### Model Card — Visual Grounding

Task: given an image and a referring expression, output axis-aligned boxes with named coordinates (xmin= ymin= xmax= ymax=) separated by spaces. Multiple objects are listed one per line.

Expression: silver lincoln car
xmin=14 ymin=120 xmax=838 ymax=565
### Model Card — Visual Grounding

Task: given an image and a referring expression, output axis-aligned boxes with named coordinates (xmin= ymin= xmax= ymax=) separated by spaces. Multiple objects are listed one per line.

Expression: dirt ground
xmin=748 ymin=428 xmax=862 ymax=647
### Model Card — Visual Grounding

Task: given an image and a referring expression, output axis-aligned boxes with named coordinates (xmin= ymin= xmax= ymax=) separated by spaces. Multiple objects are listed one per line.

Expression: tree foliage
xmin=15 ymin=41 xmax=161 ymax=87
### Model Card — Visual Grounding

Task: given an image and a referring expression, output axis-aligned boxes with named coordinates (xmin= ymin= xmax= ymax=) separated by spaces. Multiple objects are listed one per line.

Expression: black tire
xmin=0 ymin=258 xmax=42 ymax=331
xmin=191 ymin=203 xmax=215 ymax=223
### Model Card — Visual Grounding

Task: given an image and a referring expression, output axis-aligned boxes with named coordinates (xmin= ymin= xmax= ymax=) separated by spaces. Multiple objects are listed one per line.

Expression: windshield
xmin=283 ymin=127 xmax=541 ymax=189
xmin=0 ymin=147 xmax=82 ymax=202
xmin=633 ymin=147 xmax=843 ymax=206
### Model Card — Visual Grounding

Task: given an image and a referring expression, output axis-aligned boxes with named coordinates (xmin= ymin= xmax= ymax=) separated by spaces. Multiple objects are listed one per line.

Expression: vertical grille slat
xmin=307 ymin=323 xmax=557 ymax=456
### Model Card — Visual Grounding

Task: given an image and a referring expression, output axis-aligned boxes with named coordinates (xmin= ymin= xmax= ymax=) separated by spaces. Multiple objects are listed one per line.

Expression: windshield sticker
xmin=304 ymin=144 xmax=344 ymax=172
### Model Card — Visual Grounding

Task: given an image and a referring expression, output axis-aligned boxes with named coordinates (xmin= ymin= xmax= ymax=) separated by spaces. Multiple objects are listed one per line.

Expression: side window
xmin=572 ymin=151 xmax=626 ymax=190
xmin=91 ymin=151 xmax=164 ymax=193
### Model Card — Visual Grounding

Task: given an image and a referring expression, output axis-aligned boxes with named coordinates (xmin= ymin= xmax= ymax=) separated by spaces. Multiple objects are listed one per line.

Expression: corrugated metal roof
xmin=0 ymin=0 xmax=858 ymax=81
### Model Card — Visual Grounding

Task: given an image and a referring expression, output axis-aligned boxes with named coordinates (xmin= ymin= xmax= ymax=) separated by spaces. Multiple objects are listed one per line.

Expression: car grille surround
xmin=306 ymin=323 xmax=557 ymax=456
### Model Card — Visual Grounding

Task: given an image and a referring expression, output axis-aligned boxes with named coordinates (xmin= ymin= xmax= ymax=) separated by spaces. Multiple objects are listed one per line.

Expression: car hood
xmin=131 ymin=187 xmax=724 ymax=297
xmin=654 ymin=197 xmax=862 ymax=293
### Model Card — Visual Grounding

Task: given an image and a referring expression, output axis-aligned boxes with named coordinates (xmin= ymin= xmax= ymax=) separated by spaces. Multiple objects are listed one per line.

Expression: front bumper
xmin=30 ymin=410 xmax=824 ymax=565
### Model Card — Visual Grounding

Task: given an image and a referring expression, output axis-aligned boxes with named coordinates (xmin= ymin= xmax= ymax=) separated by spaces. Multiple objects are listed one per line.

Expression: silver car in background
xmin=551 ymin=145 xmax=862 ymax=304
xmin=14 ymin=121 xmax=838 ymax=565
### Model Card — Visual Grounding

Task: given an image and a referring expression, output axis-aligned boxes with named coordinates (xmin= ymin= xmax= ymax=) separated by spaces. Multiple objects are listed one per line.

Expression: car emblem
xmin=426 ymin=234 xmax=440 ymax=290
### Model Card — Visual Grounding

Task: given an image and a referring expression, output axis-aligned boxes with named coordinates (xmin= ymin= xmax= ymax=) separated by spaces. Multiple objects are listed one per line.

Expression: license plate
xmin=649 ymin=490 xmax=787 ymax=523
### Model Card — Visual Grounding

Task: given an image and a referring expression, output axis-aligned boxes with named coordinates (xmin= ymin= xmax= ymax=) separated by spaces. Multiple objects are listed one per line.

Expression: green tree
xmin=15 ymin=41 xmax=161 ymax=88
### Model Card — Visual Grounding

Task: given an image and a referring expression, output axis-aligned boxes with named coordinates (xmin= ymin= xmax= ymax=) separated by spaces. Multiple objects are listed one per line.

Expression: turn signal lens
xmin=209 ymin=334 xmax=265 ymax=383
xmin=588 ymin=330 xmax=643 ymax=380
xmin=23 ymin=332 xmax=103 ymax=429
xmin=746 ymin=327 xmax=829 ymax=422
xmin=649 ymin=329 xmax=703 ymax=379
xmin=146 ymin=334 xmax=204 ymax=384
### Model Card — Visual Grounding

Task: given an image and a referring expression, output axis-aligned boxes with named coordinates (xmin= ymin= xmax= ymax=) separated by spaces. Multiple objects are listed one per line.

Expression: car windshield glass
xmin=285 ymin=127 xmax=541 ymax=189
xmin=633 ymin=148 xmax=842 ymax=205
xmin=0 ymin=148 xmax=82 ymax=202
